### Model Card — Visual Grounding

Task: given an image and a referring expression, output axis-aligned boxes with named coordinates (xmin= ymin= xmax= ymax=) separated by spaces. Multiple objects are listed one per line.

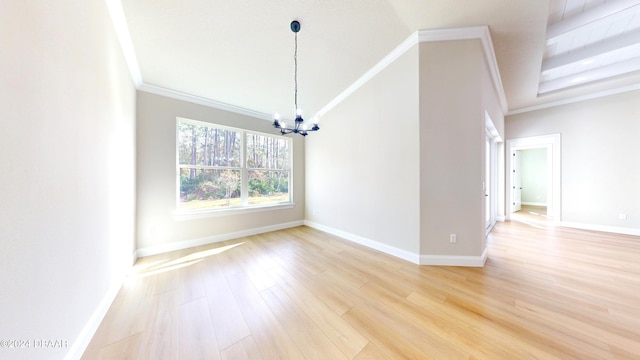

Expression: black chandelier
xmin=273 ymin=20 xmax=319 ymax=136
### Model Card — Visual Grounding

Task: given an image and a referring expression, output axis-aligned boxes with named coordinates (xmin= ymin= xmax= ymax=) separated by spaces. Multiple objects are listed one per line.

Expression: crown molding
xmin=138 ymin=83 xmax=273 ymax=121
xmin=418 ymin=26 xmax=508 ymax=113
xmin=107 ymin=0 xmax=271 ymax=121
xmin=316 ymin=32 xmax=420 ymax=117
xmin=109 ymin=3 xmax=508 ymax=123
xmin=105 ymin=0 xmax=142 ymax=87
xmin=318 ymin=26 xmax=508 ymax=118
xmin=507 ymin=83 xmax=640 ymax=115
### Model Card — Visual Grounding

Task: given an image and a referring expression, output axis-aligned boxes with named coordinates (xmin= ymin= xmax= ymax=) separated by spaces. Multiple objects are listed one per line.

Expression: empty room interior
xmin=2 ymin=0 xmax=640 ymax=359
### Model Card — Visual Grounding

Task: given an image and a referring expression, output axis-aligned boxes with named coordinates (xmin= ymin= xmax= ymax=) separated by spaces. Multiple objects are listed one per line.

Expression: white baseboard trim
xmin=136 ymin=220 xmax=305 ymax=258
xmin=496 ymin=215 xmax=506 ymax=222
xmin=304 ymin=220 xmax=421 ymax=264
xmin=560 ymin=221 xmax=640 ymax=236
xmin=522 ymin=202 xmax=547 ymax=206
xmin=304 ymin=221 xmax=488 ymax=267
xmin=420 ymin=247 xmax=488 ymax=267
xmin=65 ymin=278 xmax=124 ymax=360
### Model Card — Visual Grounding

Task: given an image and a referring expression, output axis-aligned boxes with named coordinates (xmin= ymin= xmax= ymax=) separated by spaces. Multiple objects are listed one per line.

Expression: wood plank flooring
xmin=82 ymin=219 xmax=640 ymax=359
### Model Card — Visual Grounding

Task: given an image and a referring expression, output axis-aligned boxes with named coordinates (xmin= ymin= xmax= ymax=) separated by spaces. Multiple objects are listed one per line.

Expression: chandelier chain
xmin=272 ymin=20 xmax=319 ymax=136
xmin=294 ymin=31 xmax=298 ymax=112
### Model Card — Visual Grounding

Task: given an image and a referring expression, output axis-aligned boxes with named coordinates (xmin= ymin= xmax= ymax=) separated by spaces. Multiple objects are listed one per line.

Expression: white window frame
xmin=175 ymin=117 xmax=293 ymax=218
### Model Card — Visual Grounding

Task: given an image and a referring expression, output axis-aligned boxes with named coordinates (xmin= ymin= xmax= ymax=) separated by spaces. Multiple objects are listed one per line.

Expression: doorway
xmin=486 ymin=137 xmax=491 ymax=229
xmin=485 ymin=112 xmax=503 ymax=235
xmin=506 ymin=134 xmax=560 ymax=222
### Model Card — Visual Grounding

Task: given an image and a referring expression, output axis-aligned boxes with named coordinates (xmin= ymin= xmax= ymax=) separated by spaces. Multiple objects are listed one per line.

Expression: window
xmin=177 ymin=118 xmax=291 ymax=212
xmin=246 ymin=133 xmax=291 ymax=205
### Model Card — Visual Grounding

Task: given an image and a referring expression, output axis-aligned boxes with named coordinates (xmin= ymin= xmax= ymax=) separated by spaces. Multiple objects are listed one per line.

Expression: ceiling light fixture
xmin=273 ymin=20 xmax=319 ymax=136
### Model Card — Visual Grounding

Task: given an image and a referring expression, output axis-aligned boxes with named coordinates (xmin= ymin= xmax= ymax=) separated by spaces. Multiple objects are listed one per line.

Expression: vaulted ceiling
xmin=115 ymin=0 xmax=640 ymax=118
xmin=540 ymin=0 xmax=640 ymax=103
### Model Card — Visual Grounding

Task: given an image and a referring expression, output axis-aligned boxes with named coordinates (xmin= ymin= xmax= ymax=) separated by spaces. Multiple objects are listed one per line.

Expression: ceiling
xmin=540 ymin=0 xmax=640 ymax=101
xmin=116 ymin=0 xmax=640 ymax=118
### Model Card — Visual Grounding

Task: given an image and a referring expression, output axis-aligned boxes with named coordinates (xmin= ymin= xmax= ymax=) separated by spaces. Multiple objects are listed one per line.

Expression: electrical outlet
xmin=619 ymin=213 xmax=627 ymax=220
xmin=450 ymin=234 xmax=457 ymax=243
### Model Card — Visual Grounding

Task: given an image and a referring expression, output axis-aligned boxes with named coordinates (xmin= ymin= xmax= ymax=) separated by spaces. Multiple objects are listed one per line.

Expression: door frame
xmin=485 ymin=112 xmax=502 ymax=235
xmin=513 ymin=149 xmax=523 ymax=212
xmin=506 ymin=134 xmax=561 ymax=222
xmin=485 ymin=135 xmax=492 ymax=230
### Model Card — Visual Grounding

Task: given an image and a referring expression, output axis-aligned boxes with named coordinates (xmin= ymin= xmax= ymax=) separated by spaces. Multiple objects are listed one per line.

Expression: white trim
xmin=173 ymin=203 xmax=295 ymax=221
xmin=64 ymin=278 xmax=124 ymax=360
xmin=560 ymin=221 xmax=640 ymax=237
xmin=110 ymin=21 xmax=510 ymax=124
xmin=417 ymin=27 xmax=507 ymax=113
xmin=136 ymin=220 xmax=304 ymax=258
xmin=542 ymin=29 xmax=640 ymax=72
xmin=304 ymin=221 xmax=421 ymax=264
xmin=174 ymin=117 xmax=293 ymax=216
xmin=304 ymin=221 xmax=488 ymax=267
xmin=546 ymin=0 xmax=640 ymax=43
xmin=539 ymin=58 xmax=640 ymax=95
xmin=420 ymin=247 xmax=488 ymax=267
xmin=507 ymin=83 xmax=640 ymax=115
xmin=317 ymin=26 xmax=508 ymax=118
xmin=506 ymin=134 xmax=561 ymax=223
xmin=105 ymin=0 xmax=142 ymax=87
xmin=485 ymin=113 xmax=502 ymax=233
xmin=140 ymin=83 xmax=273 ymax=121
xmin=316 ymin=32 xmax=419 ymax=118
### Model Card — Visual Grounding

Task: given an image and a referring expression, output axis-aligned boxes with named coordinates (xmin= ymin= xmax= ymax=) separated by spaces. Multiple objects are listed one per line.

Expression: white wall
xmin=419 ymin=39 xmax=487 ymax=258
xmin=520 ymin=148 xmax=547 ymax=206
xmin=507 ymin=91 xmax=640 ymax=232
xmin=305 ymin=45 xmax=421 ymax=257
xmin=0 ymin=1 xmax=136 ymax=359
xmin=136 ymin=92 xmax=305 ymax=254
xmin=306 ymin=36 xmax=504 ymax=265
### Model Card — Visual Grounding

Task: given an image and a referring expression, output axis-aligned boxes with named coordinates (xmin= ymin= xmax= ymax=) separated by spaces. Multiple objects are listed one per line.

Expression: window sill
xmin=172 ymin=202 xmax=295 ymax=221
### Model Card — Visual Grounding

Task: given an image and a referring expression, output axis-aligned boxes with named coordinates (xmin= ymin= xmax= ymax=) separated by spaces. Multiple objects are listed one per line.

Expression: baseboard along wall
xmin=304 ymin=221 xmax=487 ymax=267
xmin=77 ymin=216 xmax=637 ymax=358
xmin=135 ymin=220 xmax=305 ymax=258
xmin=561 ymin=221 xmax=640 ymax=237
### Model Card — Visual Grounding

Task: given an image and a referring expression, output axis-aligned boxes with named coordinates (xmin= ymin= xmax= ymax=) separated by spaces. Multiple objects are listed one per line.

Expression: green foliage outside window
xmin=177 ymin=119 xmax=291 ymax=210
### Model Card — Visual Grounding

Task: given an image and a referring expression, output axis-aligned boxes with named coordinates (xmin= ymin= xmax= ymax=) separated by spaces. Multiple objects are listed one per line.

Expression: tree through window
xmin=177 ymin=118 xmax=291 ymax=211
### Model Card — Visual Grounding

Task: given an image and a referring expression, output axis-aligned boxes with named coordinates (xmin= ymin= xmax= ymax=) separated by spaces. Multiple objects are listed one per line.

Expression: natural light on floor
xmin=128 ymin=242 xmax=245 ymax=279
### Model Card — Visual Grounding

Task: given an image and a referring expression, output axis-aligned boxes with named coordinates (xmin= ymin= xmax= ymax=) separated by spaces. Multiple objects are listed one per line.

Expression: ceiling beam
xmin=509 ymin=83 xmax=640 ymax=115
xmin=542 ymin=28 xmax=640 ymax=72
xmin=538 ymin=57 xmax=640 ymax=94
xmin=546 ymin=0 xmax=640 ymax=44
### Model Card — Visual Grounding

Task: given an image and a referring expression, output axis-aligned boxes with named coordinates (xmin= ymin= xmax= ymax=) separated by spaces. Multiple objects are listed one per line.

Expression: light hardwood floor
xmin=512 ymin=205 xmax=549 ymax=222
xmin=82 ymin=219 xmax=640 ymax=359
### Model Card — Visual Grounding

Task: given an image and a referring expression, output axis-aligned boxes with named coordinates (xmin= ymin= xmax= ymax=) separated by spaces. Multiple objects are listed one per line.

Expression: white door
xmin=485 ymin=138 xmax=491 ymax=228
xmin=513 ymin=150 xmax=522 ymax=212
